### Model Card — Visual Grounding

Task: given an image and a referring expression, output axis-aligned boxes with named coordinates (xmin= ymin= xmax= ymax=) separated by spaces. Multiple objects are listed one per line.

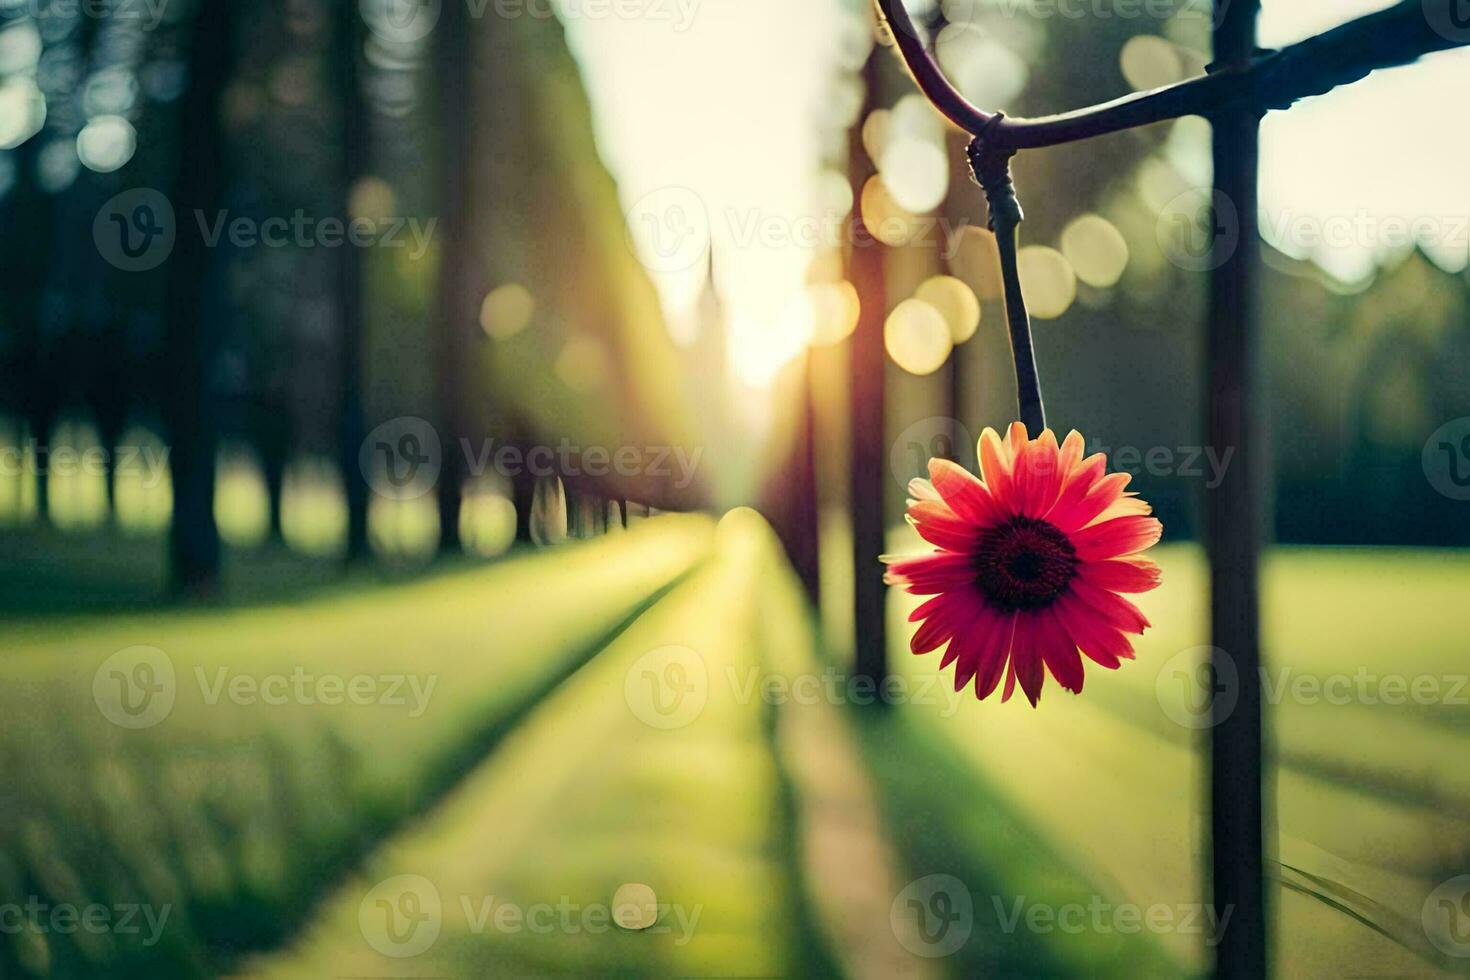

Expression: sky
xmin=560 ymin=0 xmax=1470 ymax=381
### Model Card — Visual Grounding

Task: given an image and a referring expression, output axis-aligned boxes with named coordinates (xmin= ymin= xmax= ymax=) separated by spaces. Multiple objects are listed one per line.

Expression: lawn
xmin=2 ymin=518 xmax=1467 ymax=978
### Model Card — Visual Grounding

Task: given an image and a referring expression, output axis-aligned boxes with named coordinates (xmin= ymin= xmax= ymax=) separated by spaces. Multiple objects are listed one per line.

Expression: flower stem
xmin=969 ymin=137 xmax=1045 ymax=434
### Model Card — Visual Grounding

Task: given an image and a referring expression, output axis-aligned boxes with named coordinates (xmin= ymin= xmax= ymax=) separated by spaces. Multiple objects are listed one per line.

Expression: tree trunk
xmin=338 ymin=3 xmax=371 ymax=563
xmin=764 ymin=355 xmax=822 ymax=603
xmin=164 ymin=0 xmax=234 ymax=597
xmin=431 ymin=0 xmax=481 ymax=557
xmin=849 ymin=52 xmax=889 ymax=692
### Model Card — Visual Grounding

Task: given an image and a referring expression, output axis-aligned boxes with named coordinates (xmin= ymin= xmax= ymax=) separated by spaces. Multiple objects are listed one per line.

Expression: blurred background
xmin=1 ymin=0 xmax=1468 ymax=976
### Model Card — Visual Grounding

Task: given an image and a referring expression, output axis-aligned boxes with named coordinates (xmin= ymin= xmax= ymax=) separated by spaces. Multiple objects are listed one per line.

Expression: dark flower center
xmin=974 ymin=516 xmax=1078 ymax=611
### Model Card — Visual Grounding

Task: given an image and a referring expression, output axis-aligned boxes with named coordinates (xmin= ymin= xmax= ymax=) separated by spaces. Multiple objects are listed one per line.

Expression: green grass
xmin=244 ymin=510 xmax=838 ymax=979
xmin=883 ymin=539 xmax=1470 ymax=977
xmin=0 ymin=516 xmax=713 ymax=977
xmin=4 ymin=519 xmax=1469 ymax=978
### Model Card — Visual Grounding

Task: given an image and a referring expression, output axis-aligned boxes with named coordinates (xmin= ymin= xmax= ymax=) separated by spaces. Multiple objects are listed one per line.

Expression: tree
xmin=164 ymin=0 xmax=235 ymax=595
xmin=337 ymin=4 xmax=371 ymax=562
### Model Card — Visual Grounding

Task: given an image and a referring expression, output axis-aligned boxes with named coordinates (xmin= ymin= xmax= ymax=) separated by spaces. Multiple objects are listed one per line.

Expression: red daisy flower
xmin=883 ymin=423 xmax=1162 ymax=706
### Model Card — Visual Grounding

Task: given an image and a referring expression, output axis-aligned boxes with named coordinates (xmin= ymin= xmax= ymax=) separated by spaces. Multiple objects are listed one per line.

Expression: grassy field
xmin=884 ymin=537 xmax=1470 ymax=977
xmin=2 ymin=518 xmax=1468 ymax=977
xmin=0 ymin=516 xmax=712 ymax=976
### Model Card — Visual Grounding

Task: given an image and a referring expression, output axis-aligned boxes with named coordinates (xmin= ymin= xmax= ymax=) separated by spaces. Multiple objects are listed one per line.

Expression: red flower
xmin=883 ymin=423 xmax=1162 ymax=706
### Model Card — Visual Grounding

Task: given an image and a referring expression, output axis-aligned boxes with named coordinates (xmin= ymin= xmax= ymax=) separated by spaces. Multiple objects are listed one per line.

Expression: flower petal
xmin=928 ymin=458 xmax=1003 ymax=528
xmin=907 ymin=477 xmax=941 ymax=502
xmin=975 ymin=610 xmax=1017 ymax=700
xmin=1051 ymin=471 xmax=1131 ymax=533
xmin=1078 ymin=558 xmax=1162 ymax=594
xmin=885 ymin=552 xmax=977 ymax=595
xmin=1070 ymin=577 xmax=1152 ymax=634
xmin=1015 ymin=429 xmax=1064 ymax=518
xmin=1057 ymin=430 xmax=1085 ymax=476
xmin=950 ymin=602 xmax=999 ymax=691
xmin=1054 ymin=592 xmax=1134 ymax=668
xmin=1044 ymin=452 xmax=1107 ymax=525
xmin=909 ymin=592 xmax=975 ymax=654
xmin=1037 ymin=607 xmax=1085 ymax=694
xmin=1071 ymin=515 xmax=1164 ymax=562
xmin=977 ymin=427 xmax=1014 ymax=508
xmin=1009 ymin=615 xmax=1046 ymax=707
xmin=906 ymin=501 xmax=978 ymax=553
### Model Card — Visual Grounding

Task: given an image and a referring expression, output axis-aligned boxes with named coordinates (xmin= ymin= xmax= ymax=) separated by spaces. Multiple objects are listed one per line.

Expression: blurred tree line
xmin=0 ymin=0 xmax=1466 ymax=604
xmin=0 ymin=0 xmax=706 ymax=596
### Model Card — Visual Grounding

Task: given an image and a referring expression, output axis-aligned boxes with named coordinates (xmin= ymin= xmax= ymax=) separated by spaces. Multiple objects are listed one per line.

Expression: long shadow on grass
xmin=848 ymin=706 xmax=1188 ymax=979
xmin=0 ymin=567 xmax=699 ymax=980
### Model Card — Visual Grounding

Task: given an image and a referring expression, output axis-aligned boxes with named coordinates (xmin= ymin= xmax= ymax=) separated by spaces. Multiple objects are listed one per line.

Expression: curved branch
xmin=874 ymin=0 xmax=1470 ymax=148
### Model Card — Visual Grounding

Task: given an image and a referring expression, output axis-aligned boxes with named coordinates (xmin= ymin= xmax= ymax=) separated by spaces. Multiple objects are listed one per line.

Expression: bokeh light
xmin=0 ymin=79 xmax=45 ymax=150
xmin=808 ymin=280 xmax=861 ymax=346
xmin=947 ymin=225 xmax=1003 ymax=301
xmin=885 ymin=298 xmax=953 ymax=375
xmin=1060 ymin=214 xmax=1130 ymax=289
xmin=860 ymin=175 xmax=924 ymax=247
xmin=480 ymin=284 xmax=536 ymax=340
xmin=916 ymin=275 xmax=981 ymax=344
xmin=1017 ymin=246 xmax=1078 ymax=320
xmin=76 ymin=116 xmax=137 ymax=173
xmin=1120 ymin=35 xmax=1185 ymax=92
xmin=555 ymin=335 xmax=611 ymax=392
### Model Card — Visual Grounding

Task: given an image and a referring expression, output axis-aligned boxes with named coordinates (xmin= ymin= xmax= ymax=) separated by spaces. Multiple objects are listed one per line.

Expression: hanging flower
xmin=883 ymin=423 xmax=1162 ymax=706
